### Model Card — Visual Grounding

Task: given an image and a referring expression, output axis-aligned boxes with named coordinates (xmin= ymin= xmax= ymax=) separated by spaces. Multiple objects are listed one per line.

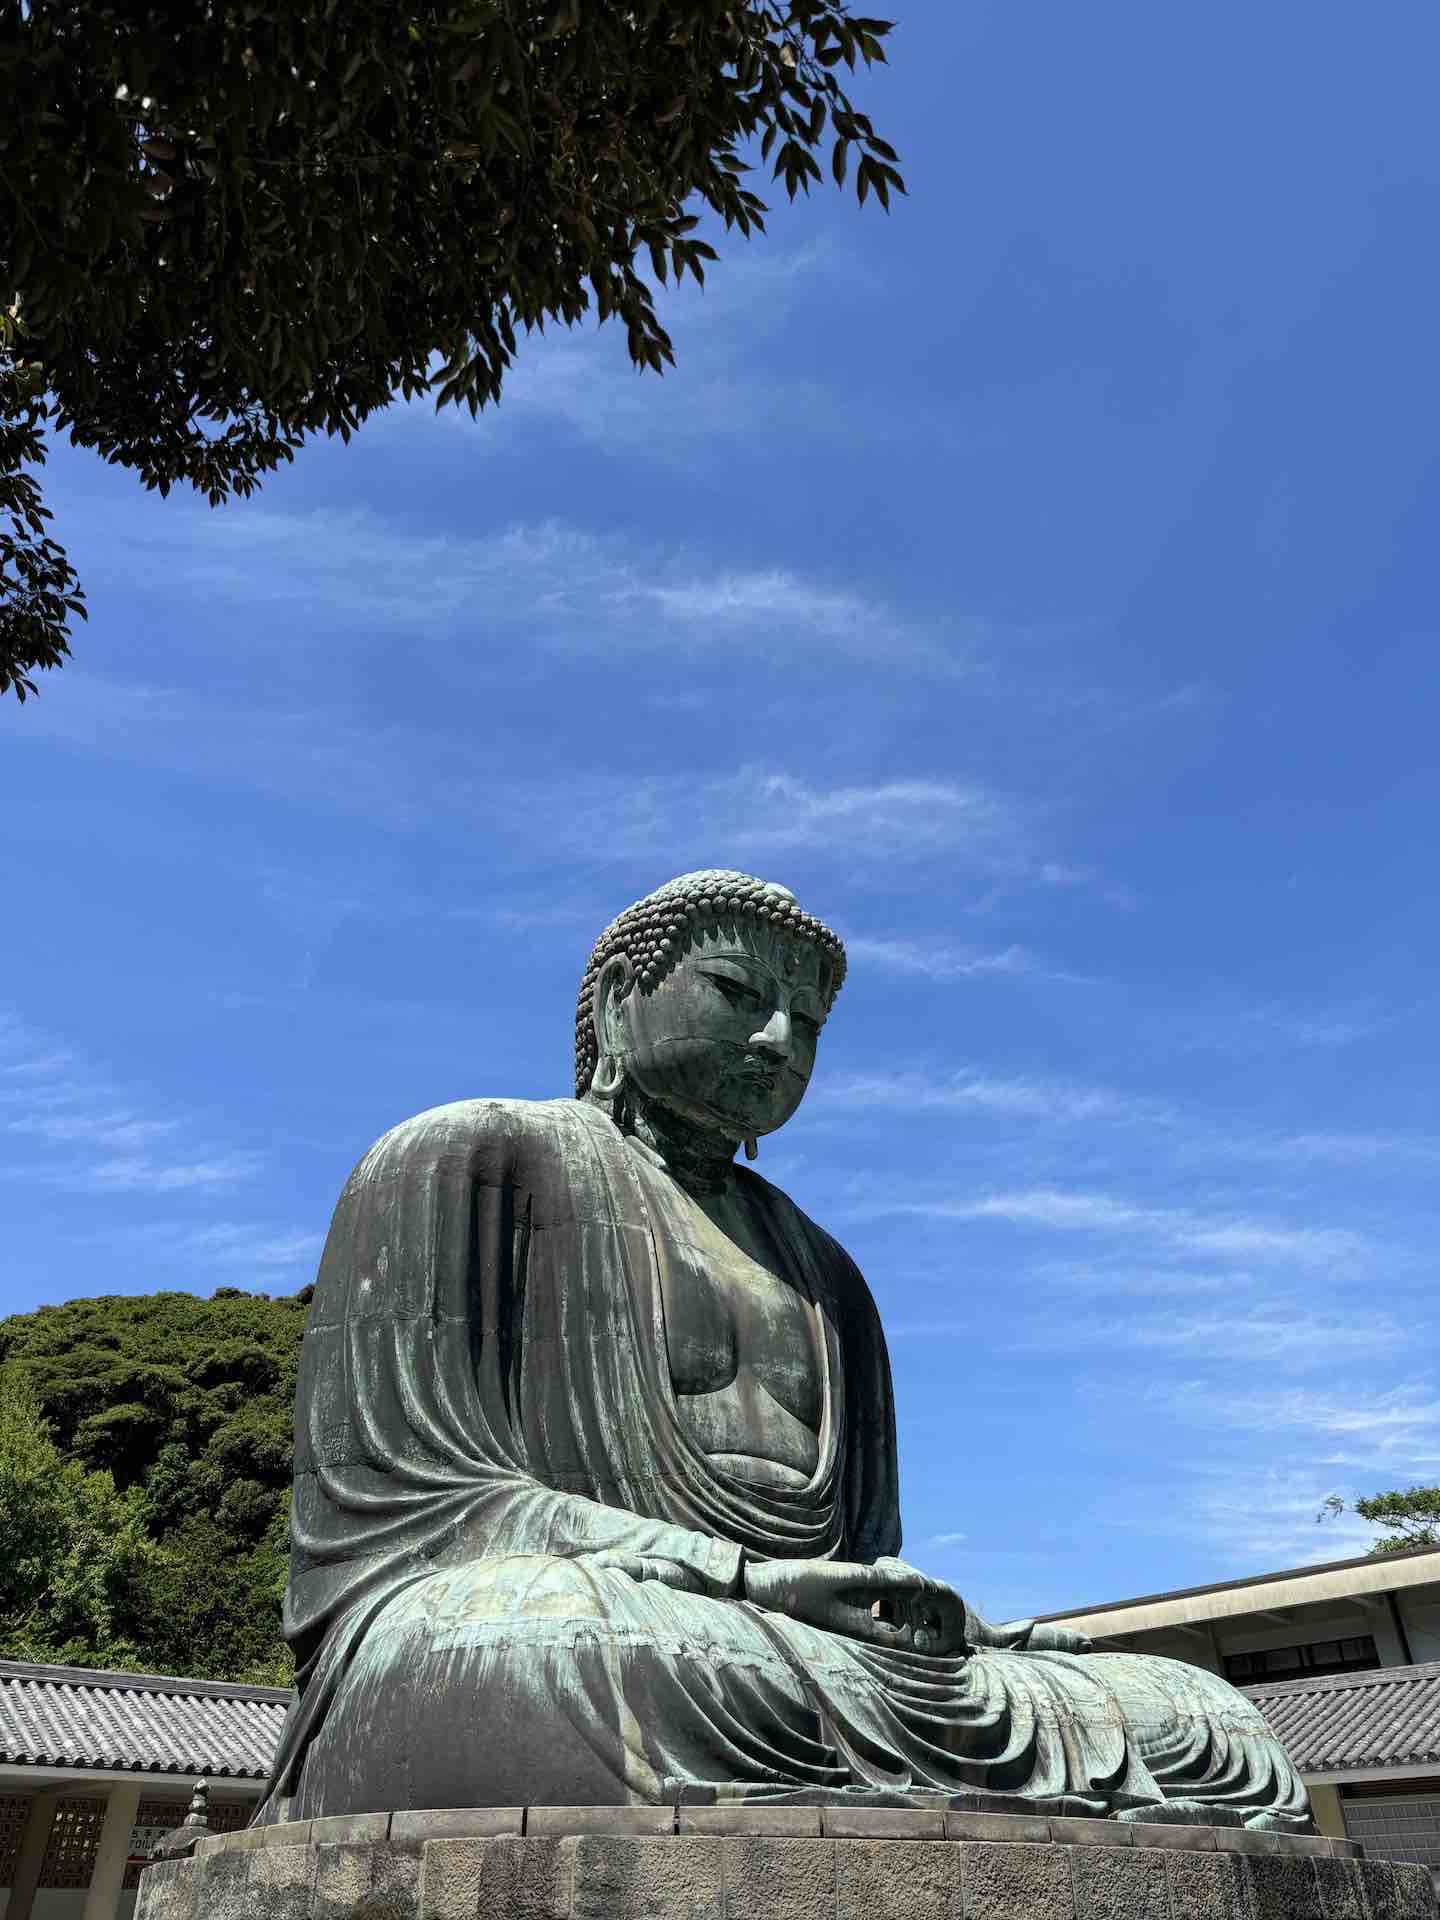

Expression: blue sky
xmin=3 ymin=0 xmax=1438 ymax=1623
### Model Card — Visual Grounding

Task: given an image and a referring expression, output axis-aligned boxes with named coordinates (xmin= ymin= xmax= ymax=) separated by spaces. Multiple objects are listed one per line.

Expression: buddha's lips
xmin=737 ymin=1059 xmax=778 ymax=1092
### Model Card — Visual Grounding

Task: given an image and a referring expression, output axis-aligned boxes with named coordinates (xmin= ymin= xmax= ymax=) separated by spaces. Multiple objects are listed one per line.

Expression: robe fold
xmin=257 ymin=1098 xmax=1308 ymax=1829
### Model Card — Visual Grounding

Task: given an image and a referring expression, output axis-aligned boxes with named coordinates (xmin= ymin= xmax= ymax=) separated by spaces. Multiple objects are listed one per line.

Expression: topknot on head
xmin=573 ymin=869 xmax=847 ymax=1096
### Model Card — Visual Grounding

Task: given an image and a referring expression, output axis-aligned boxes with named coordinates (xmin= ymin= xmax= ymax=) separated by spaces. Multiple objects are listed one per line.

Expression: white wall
xmin=31 ymin=1894 xmax=88 ymax=1920
xmin=1401 ymin=1598 xmax=1440 ymax=1663
xmin=0 ymin=1881 xmax=140 ymax=1919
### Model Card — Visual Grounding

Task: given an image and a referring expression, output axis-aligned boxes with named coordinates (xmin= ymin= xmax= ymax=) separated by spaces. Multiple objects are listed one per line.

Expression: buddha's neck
xmin=628 ymin=1094 xmax=738 ymax=1197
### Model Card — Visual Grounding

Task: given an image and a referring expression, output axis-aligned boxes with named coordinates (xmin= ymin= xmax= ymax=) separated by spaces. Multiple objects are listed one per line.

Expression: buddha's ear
xmin=590 ymin=953 xmax=634 ymax=1096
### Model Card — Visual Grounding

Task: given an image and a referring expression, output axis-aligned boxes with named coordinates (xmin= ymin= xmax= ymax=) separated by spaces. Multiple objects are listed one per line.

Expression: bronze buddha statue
xmin=258 ymin=870 xmax=1309 ymax=1831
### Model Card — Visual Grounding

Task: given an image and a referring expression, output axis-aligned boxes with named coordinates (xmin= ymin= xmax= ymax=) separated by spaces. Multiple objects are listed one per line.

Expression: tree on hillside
xmin=1 ymin=0 xmax=905 ymax=700
xmin=0 ymin=1366 xmax=152 ymax=1668
xmin=0 ymin=1288 xmax=308 ymax=1681
xmin=1320 ymin=1487 xmax=1440 ymax=1556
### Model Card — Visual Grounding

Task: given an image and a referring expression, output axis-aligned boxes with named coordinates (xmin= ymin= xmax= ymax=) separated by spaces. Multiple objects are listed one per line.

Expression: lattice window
xmin=39 ymin=1796 xmax=106 ymax=1889
xmin=1343 ymin=1795 xmax=1440 ymax=1872
xmin=0 ymin=1794 xmax=33 ymax=1889
xmin=134 ymin=1799 xmax=190 ymax=1829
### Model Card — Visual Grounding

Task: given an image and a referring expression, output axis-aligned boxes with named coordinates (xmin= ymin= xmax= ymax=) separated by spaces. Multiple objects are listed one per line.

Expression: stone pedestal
xmin=135 ymin=1803 xmax=1437 ymax=1920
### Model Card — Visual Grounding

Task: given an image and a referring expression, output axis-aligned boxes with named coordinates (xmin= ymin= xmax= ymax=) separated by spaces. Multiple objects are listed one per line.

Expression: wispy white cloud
xmin=7 ymin=1110 xmax=180 ymax=1153
xmin=1035 ymin=861 xmax=1140 ymax=912
xmin=1078 ymin=1381 xmax=1440 ymax=1571
xmin=1156 ymin=1381 xmax=1440 ymax=1456
xmin=83 ymin=507 xmax=935 ymax=665
xmin=87 ymin=1219 xmax=324 ymax=1275
xmin=1028 ymin=1261 xmax=1262 ymax=1299
xmin=1169 ymin=999 xmax=1385 ymax=1058
xmin=468 ymin=901 xmax=601 ymax=933
xmin=820 ymin=1059 xmax=1440 ymax=1195
xmin=824 ymin=1067 xmax=1169 ymax=1124
xmin=840 ymin=939 xmax=1038 ymax=982
xmin=883 ymin=1320 xmax=980 ymax=1338
xmin=254 ymin=863 xmax=377 ymax=944
xmin=1267 ymin=1014 xmax=1379 ymax=1049
xmin=169 ymin=1222 xmax=324 ymax=1269
xmin=1170 ymin=1470 xmax=1386 ymax=1570
xmin=635 ymin=570 xmax=891 ymax=643
xmin=392 ymin=240 xmax=891 ymax=455
xmin=862 ymin=1185 xmax=1370 ymax=1270
xmin=24 ymin=690 xmax=1061 ymax=902
xmin=14 ymin=676 xmax=422 ymax=822
xmin=247 ymin=865 xmax=601 ymax=951
xmin=0 ymin=1013 xmax=263 ymax=1197
xmin=514 ymin=767 xmax=1024 ymax=868
xmin=79 ymin=1151 xmax=264 ymax=1194
xmin=1025 ymin=1296 xmax=1412 ymax=1369
xmin=720 ymin=773 xmax=1012 ymax=858
xmin=1241 ymin=1130 xmax=1440 ymax=1171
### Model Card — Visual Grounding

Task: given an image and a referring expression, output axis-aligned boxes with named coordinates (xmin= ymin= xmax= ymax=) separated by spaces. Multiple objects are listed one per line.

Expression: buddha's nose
xmin=749 ymin=1009 xmax=791 ymax=1060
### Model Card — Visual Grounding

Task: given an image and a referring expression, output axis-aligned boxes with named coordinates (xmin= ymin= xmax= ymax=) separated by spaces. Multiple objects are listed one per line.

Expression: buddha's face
xmin=599 ymin=921 xmax=831 ymax=1143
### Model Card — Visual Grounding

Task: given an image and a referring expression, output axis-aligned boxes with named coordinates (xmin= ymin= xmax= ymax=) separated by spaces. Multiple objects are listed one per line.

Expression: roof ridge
xmin=0 ymin=1657 xmax=292 ymax=1702
xmin=1243 ymin=1658 xmax=1440 ymax=1697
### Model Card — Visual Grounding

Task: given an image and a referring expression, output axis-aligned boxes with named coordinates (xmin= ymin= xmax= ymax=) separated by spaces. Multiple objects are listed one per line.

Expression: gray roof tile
xmin=1246 ymin=1660 xmax=1440 ymax=1772
xmin=0 ymin=1660 xmax=288 ymax=1779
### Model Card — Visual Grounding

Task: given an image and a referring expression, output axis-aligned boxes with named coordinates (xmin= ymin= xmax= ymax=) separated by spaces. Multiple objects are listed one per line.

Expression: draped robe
xmin=257 ymin=1098 xmax=1309 ymax=1828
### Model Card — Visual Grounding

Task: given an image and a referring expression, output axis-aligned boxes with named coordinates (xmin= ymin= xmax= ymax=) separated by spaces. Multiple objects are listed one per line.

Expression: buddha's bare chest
xmin=659 ymin=1195 xmax=823 ymax=1487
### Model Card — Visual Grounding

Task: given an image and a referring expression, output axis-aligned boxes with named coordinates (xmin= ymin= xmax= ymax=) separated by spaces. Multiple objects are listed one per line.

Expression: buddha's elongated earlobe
xmin=589 ymin=953 xmax=634 ymax=1101
xmin=744 ymin=1136 xmax=759 ymax=1161
xmin=590 ymin=1048 xmax=625 ymax=1098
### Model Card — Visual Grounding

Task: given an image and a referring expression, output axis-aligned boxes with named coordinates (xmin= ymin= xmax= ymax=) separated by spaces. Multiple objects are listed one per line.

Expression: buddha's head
xmin=576 ymin=870 xmax=847 ymax=1148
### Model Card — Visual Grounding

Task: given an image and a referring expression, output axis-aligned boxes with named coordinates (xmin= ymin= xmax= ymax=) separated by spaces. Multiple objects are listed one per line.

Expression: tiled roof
xmin=0 ymin=1659 xmax=289 ymax=1779
xmin=1247 ymin=1660 xmax=1440 ymax=1773
xmin=5 ymin=1652 xmax=1436 ymax=1785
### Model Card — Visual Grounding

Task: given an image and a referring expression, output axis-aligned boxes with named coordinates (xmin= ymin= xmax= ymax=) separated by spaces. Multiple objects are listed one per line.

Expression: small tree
xmin=1320 ymin=1487 xmax=1440 ymax=1557
xmin=1 ymin=0 xmax=905 ymax=699
xmin=0 ymin=1366 xmax=153 ymax=1667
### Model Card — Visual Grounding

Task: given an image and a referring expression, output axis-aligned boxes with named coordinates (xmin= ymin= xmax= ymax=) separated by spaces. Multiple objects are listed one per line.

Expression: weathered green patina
xmin=257 ymin=871 xmax=1311 ymax=1830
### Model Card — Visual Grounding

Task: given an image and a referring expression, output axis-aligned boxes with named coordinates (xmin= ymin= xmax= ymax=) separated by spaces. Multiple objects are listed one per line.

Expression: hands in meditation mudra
xmin=259 ymin=871 xmax=1310 ymax=1830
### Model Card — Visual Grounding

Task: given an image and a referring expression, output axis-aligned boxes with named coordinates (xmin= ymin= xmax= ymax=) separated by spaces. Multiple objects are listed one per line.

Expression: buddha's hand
xmin=742 ymin=1555 xmax=969 ymax=1655
xmin=582 ymin=1551 xmax=704 ymax=1593
xmin=968 ymin=1616 xmax=1093 ymax=1655
xmin=1021 ymin=1622 xmax=1092 ymax=1654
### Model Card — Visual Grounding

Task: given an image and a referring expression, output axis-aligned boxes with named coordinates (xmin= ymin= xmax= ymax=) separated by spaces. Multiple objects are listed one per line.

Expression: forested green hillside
xmin=0 ymin=1288 xmax=309 ymax=1684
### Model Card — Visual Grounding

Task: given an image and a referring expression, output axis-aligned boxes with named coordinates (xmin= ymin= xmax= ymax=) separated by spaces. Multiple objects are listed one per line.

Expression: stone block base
xmin=135 ymin=1807 xmax=1437 ymax=1920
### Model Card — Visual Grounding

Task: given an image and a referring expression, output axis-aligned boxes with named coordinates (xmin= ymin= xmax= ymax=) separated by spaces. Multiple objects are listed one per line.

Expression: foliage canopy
xmin=1321 ymin=1486 xmax=1440 ymax=1558
xmin=0 ymin=1287 xmax=309 ymax=1682
xmin=1 ymin=0 xmax=903 ymax=699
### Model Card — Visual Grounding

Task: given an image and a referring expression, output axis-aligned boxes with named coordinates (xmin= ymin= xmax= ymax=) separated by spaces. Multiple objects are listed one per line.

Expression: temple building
xmin=3 ymin=1543 xmax=1437 ymax=1916
xmin=1040 ymin=1541 xmax=1440 ymax=1881
xmin=0 ymin=1660 xmax=285 ymax=1919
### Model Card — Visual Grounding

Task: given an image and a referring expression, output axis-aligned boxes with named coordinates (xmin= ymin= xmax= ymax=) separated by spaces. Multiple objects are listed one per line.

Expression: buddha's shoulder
xmin=349 ymin=1097 xmax=613 ymax=1186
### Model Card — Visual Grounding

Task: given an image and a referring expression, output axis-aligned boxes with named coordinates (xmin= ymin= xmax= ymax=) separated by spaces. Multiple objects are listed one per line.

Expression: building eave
xmin=1035 ymin=1544 xmax=1440 ymax=1637
xmin=0 ymin=1761 xmax=267 ymax=1793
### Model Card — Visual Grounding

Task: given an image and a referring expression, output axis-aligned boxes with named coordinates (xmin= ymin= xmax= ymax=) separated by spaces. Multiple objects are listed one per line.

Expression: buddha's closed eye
xmin=708 ymin=975 xmax=768 ymax=1013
